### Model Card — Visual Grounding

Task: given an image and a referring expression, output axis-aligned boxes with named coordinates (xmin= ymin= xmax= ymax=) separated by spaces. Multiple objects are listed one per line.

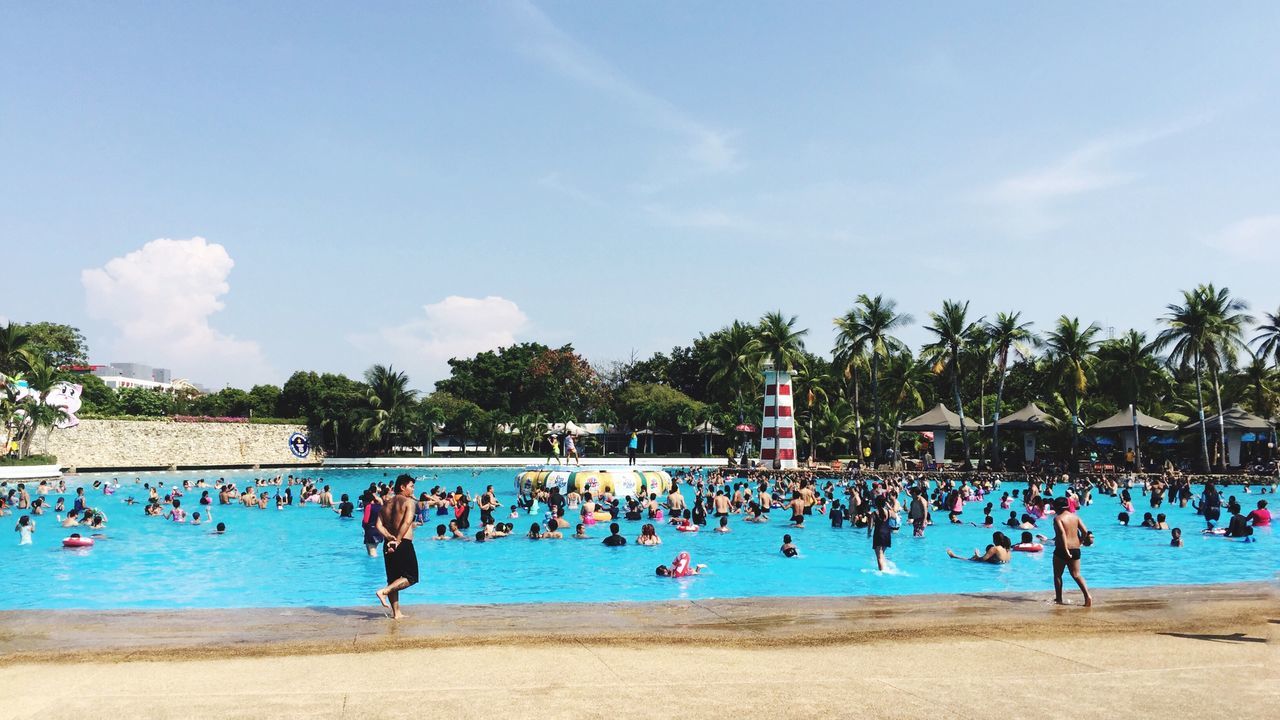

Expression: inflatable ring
xmin=1012 ymin=543 xmax=1043 ymax=553
xmin=62 ymin=537 xmax=94 ymax=548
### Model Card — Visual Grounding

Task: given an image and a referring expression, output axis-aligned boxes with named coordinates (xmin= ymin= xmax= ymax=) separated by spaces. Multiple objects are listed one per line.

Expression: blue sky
xmin=2 ymin=1 xmax=1278 ymax=389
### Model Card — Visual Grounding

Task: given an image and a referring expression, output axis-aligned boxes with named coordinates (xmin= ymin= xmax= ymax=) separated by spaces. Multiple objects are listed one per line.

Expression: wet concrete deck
xmin=1 ymin=584 xmax=1276 ymax=719
xmin=1 ymin=582 xmax=1275 ymax=664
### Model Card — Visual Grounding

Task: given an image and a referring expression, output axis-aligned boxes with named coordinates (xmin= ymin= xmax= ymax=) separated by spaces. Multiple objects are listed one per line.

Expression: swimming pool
xmin=1 ymin=467 xmax=1275 ymax=610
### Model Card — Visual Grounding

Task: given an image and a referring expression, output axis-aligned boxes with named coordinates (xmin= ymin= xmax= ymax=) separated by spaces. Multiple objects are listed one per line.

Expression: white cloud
xmin=1207 ymin=214 xmax=1280 ymax=260
xmin=504 ymin=0 xmax=740 ymax=175
xmin=81 ymin=238 xmax=272 ymax=388
xmin=975 ymin=118 xmax=1208 ymax=235
xmin=643 ymin=204 xmax=761 ymax=234
xmin=536 ymin=171 xmax=600 ymax=205
xmin=350 ymin=296 xmax=528 ymax=389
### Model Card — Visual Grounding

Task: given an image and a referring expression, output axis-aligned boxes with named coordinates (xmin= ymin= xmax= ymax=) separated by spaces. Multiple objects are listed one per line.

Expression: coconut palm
xmin=985 ymin=312 xmax=1035 ymax=469
xmin=922 ymin=300 xmax=983 ymax=462
xmin=833 ymin=294 xmax=912 ymax=464
xmin=1154 ymin=285 xmax=1251 ymax=471
xmin=1096 ymin=330 xmax=1165 ymax=469
xmin=881 ymin=350 xmax=932 ymax=465
xmin=750 ymin=312 xmax=808 ymax=468
xmin=794 ymin=367 xmax=831 ymax=463
xmin=1042 ymin=316 xmax=1102 ymax=461
xmin=1154 ymin=290 xmax=1212 ymax=470
xmin=0 ymin=322 xmax=34 ymax=376
xmin=356 ymin=364 xmax=418 ymax=453
xmin=1252 ymin=305 xmax=1280 ymax=367
xmin=831 ymin=339 xmax=869 ymax=459
xmin=1198 ymin=285 xmax=1252 ymax=469
xmin=1232 ymin=352 xmax=1279 ymax=420
xmin=702 ymin=321 xmax=758 ymax=426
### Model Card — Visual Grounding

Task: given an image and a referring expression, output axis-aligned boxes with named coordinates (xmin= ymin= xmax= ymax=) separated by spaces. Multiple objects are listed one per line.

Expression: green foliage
xmin=248 ymin=384 xmax=281 ymax=417
xmin=191 ymin=388 xmax=253 ymax=417
xmin=76 ymin=373 xmax=119 ymax=415
xmin=616 ymin=383 xmax=704 ymax=432
xmin=0 ymin=454 xmax=58 ymax=466
xmin=21 ymin=322 xmax=89 ymax=369
xmin=116 ymin=387 xmax=175 ymax=416
xmin=437 ymin=342 xmax=606 ymax=418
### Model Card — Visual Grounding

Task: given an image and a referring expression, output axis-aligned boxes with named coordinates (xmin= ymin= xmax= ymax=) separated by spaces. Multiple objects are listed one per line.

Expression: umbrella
xmin=693 ymin=420 xmax=722 ymax=435
xmin=1088 ymin=407 xmax=1176 ymax=432
xmin=992 ymin=402 xmax=1061 ymax=431
xmin=735 ymin=423 xmax=757 ymax=432
xmin=1183 ymin=406 xmax=1273 ymax=433
xmin=899 ymin=404 xmax=977 ymax=431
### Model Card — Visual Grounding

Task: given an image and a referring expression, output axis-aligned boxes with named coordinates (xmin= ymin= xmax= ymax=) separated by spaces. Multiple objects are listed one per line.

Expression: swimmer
xmin=636 ymin=523 xmax=662 ymax=546
xmin=573 ymin=523 xmax=590 ymax=539
xmin=780 ymin=534 xmax=798 ymax=557
xmin=1170 ymin=528 xmax=1182 ymax=547
xmin=655 ymin=551 xmax=706 ymax=577
xmin=433 ymin=524 xmax=448 ymax=541
xmin=947 ymin=532 xmax=1011 ymax=563
xmin=714 ymin=515 xmax=730 ymax=533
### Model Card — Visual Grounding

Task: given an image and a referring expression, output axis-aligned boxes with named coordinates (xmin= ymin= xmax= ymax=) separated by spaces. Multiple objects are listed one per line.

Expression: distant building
xmin=89 ymin=362 xmax=183 ymax=392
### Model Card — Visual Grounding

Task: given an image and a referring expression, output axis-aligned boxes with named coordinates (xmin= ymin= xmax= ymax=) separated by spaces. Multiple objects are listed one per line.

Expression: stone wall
xmin=45 ymin=419 xmax=318 ymax=470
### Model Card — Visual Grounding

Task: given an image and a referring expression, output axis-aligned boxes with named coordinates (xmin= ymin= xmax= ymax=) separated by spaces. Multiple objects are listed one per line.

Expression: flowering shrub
xmin=171 ymin=415 xmax=249 ymax=423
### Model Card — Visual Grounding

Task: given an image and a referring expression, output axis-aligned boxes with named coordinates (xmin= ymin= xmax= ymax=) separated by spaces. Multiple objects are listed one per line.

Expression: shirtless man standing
xmin=375 ymin=475 xmax=419 ymax=619
xmin=1051 ymin=496 xmax=1092 ymax=607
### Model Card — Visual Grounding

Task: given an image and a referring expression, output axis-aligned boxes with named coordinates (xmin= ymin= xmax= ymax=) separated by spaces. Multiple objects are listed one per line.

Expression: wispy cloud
xmin=975 ymin=117 xmax=1210 ymax=234
xmin=643 ymin=204 xmax=761 ymax=234
xmin=503 ymin=0 xmax=740 ymax=175
xmin=536 ymin=171 xmax=601 ymax=205
xmin=349 ymin=296 xmax=528 ymax=389
xmin=1207 ymin=214 xmax=1280 ymax=260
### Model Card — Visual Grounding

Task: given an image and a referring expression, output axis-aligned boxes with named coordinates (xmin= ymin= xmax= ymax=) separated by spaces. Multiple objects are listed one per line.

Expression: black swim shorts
xmin=384 ymin=539 xmax=420 ymax=585
xmin=1055 ymin=547 xmax=1082 ymax=561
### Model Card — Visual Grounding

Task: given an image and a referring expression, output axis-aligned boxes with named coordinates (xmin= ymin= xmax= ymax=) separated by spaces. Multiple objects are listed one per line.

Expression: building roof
xmin=899 ymin=403 xmax=979 ymax=431
xmin=1088 ymin=405 xmax=1177 ymax=432
xmin=992 ymin=402 xmax=1060 ymax=430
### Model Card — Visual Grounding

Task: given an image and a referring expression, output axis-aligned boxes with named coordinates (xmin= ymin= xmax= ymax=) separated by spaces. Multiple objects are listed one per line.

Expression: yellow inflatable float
xmin=515 ymin=467 xmax=670 ymax=500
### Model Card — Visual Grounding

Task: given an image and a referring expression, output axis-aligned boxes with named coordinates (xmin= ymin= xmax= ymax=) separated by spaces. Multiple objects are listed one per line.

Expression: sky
xmin=2 ymin=1 xmax=1279 ymax=390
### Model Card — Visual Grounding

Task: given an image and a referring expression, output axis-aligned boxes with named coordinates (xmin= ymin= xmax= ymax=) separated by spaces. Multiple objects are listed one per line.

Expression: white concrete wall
xmin=45 ymin=419 xmax=315 ymax=470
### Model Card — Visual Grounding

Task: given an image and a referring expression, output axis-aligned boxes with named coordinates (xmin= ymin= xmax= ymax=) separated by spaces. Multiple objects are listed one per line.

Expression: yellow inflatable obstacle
xmin=515 ymin=467 xmax=670 ymax=500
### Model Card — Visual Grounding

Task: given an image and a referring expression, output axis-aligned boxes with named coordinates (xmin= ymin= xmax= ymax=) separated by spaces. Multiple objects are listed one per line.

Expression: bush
xmin=249 ymin=417 xmax=307 ymax=425
xmin=0 ymin=454 xmax=58 ymax=466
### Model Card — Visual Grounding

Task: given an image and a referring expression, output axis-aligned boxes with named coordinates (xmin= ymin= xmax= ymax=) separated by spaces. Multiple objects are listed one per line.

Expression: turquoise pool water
xmin=1 ymin=467 xmax=1275 ymax=610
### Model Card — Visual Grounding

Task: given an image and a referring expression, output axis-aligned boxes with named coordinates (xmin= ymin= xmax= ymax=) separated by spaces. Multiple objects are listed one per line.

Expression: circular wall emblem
xmin=288 ymin=432 xmax=311 ymax=458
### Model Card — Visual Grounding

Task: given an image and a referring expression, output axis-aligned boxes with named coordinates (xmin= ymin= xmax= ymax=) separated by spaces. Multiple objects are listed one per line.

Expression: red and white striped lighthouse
xmin=760 ymin=368 xmax=797 ymax=469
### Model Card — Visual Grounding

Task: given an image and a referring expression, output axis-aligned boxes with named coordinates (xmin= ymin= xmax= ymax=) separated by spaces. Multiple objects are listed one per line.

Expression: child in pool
xmin=1170 ymin=528 xmax=1183 ymax=547
xmin=780 ymin=534 xmax=798 ymax=557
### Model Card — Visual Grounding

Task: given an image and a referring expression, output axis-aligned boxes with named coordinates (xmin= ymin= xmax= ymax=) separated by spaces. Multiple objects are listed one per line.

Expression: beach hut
xmin=1087 ymin=405 xmax=1176 ymax=461
xmin=1184 ymin=406 xmax=1274 ymax=467
xmin=692 ymin=420 xmax=722 ymax=455
xmin=899 ymin=404 xmax=971 ymax=462
xmin=992 ymin=402 xmax=1060 ymax=462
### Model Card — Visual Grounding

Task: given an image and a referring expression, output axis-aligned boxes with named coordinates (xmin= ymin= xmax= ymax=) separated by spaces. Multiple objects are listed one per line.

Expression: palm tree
xmin=702 ymin=321 xmax=758 ymax=427
xmin=1154 ymin=285 xmax=1251 ymax=471
xmin=833 ymin=294 xmax=912 ymax=465
xmin=794 ymin=367 xmax=831 ymax=463
xmin=356 ymin=364 xmax=417 ymax=453
xmin=1198 ymin=285 xmax=1252 ymax=470
xmin=985 ymin=312 xmax=1035 ymax=469
xmin=1252 ymin=305 xmax=1280 ymax=367
xmin=922 ymin=300 xmax=982 ymax=462
xmin=1154 ymin=288 xmax=1214 ymax=471
xmin=750 ymin=312 xmax=809 ymax=468
xmin=831 ymin=340 xmax=869 ymax=459
xmin=0 ymin=322 xmax=34 ymax=376
xmin=1096 ymin=330 xmax=1164 ymax=470
xmin=881 ymin=350 xmax=931 ymax=465
xmin=1234 ymin=351 xmax=1278 ymax=420
xmin=1042 ymin=316 xmax=1102 ymax=461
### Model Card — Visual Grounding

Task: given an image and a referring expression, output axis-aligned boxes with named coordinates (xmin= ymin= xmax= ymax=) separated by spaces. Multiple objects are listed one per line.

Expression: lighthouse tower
xmin=760 ymin=367 xmax=797 ymax=469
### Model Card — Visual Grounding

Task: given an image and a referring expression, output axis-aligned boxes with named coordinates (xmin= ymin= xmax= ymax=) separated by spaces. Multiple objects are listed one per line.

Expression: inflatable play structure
xmin=515 ymin=466 xmax=672 ymax=500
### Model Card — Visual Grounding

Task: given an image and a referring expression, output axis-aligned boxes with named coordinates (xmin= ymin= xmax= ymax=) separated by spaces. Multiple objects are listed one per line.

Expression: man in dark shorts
xmin=1051 ymin=496 xmax=1092 ymax=607
xmin=375 ymin=475 xmax=418 ymax=619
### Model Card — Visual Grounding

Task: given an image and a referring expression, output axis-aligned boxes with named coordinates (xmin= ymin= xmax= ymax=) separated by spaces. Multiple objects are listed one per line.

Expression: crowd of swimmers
xmin=5 ymin=466 xmax=1273 ymax=611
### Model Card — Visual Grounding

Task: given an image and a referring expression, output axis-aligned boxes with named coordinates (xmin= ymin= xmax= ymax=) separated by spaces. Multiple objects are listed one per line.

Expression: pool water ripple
xmin=1 ymin=467 xmax=1275 ymax=609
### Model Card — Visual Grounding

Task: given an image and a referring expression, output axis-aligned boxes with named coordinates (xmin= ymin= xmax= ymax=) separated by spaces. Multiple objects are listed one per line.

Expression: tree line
xmin=3 ymin=282 xmax=1279 ymax=468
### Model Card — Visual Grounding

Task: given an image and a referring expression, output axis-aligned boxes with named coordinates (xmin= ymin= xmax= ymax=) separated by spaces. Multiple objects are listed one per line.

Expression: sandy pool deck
xmin=2 ymin=583 xmax=1276 ymax=719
